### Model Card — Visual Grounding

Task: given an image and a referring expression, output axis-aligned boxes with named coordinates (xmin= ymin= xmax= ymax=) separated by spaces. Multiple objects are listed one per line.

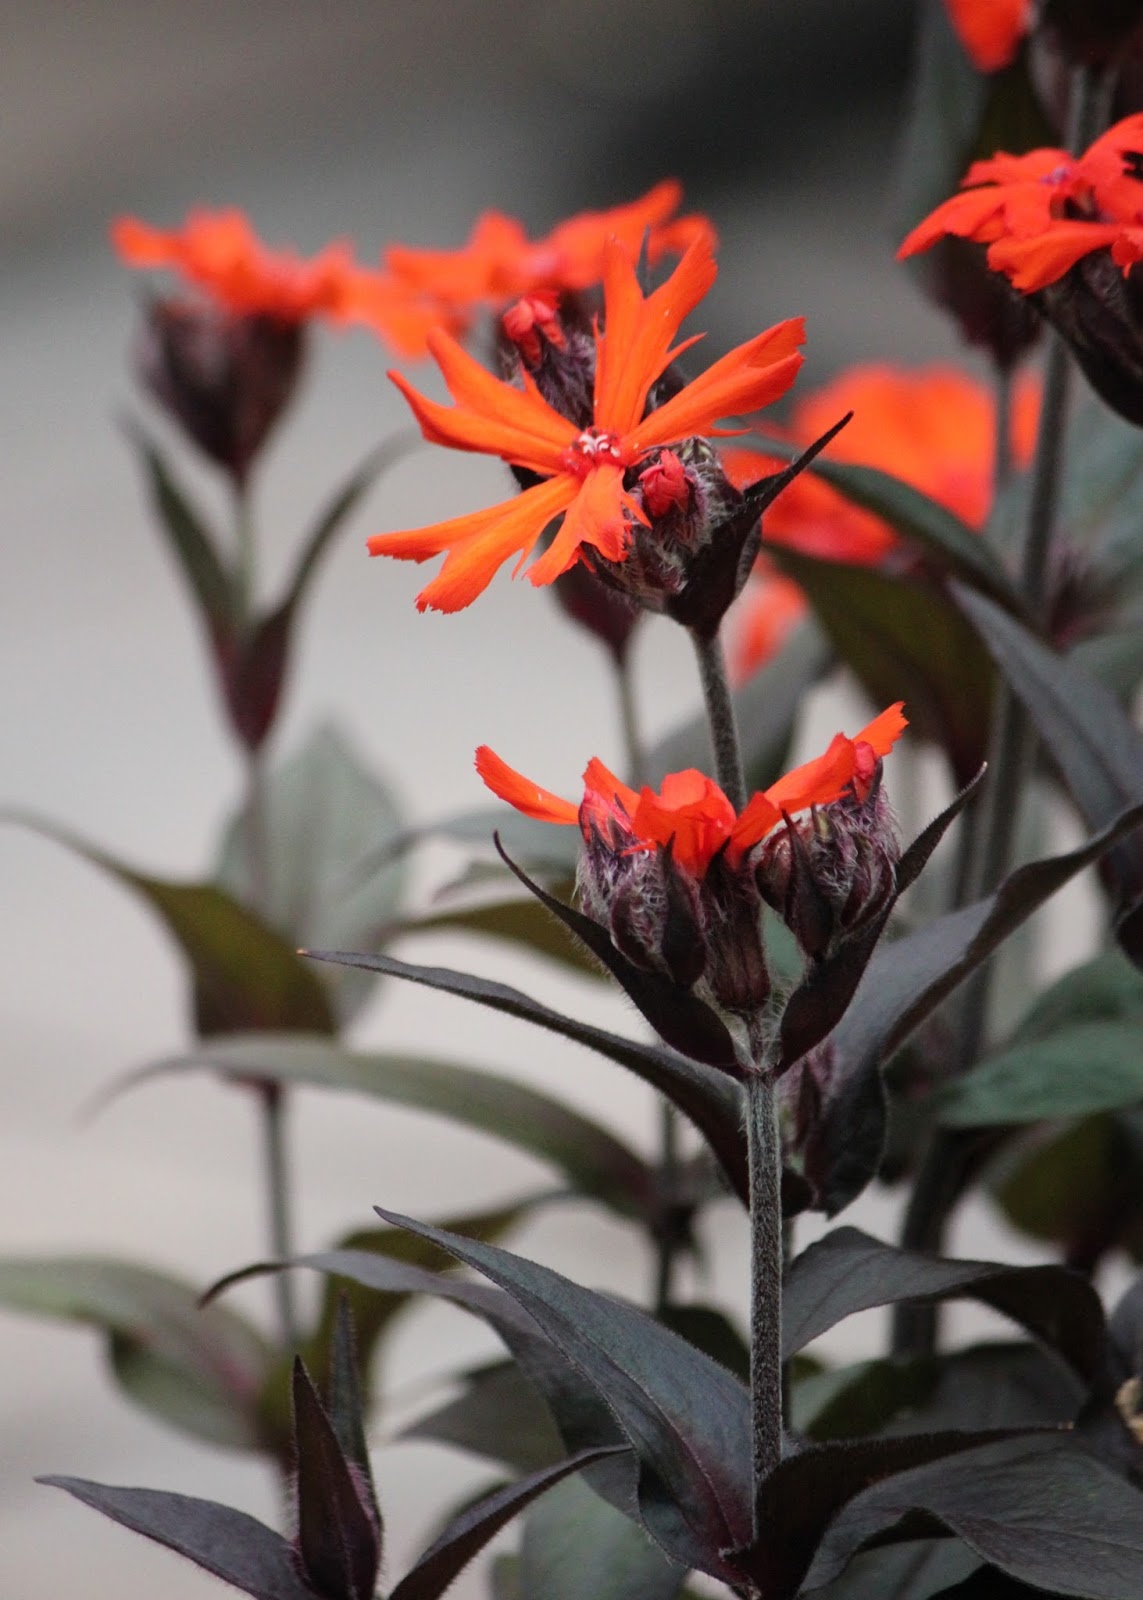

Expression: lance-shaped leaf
xmin=738 ymin=1430 xmax=1045 ymax=1599
xmin=292 ymin=1359 xmax=380 ymax=1600
xmin=756 ymin=439 xmax=1022 ymax=608
xmin=0 ymin=1257 xmax=270 ymax=1450
xmin=404 ymin=1359 xmax=566 ymax=1474
xmin=389 ymin=1447 xmax=626 ymax=1600
xmin=127 ymin=424 xmax=236 ymax=644
xmin=773 ymin=551 xmax=994 ymax=786
xmin=3 ymin=811 xmax=334 ymax=1036
xmin=804 ymin=1539 xmax=982 ymax=1599
xmin=1011 ymin=948 xmax=1143 ymax=1043
xmin=781 ymin=1227 xmax=1106 ymax=1380
xmin=940 ymin=1020 xmax=1143 ymax=1127
xmin=373 ymin=1210 xmax=753 ymax=1580
xmin=145 ymin=1034 xmax=656 ymax=1222
xmin=808 ymin=799 xmax=1143 ymax=1214
xmin=646 ymin=620 xmax=832 ymax=791
xmin=390 ymin=893 xmax=603 ymax=979
xmin=517 ymin=1472 xmax=687 ymax=1600
xmin=40 ymin=1477 xmax=318 ymax=1600
xmin=803 ymin=1436 xmax=1143 ymax=1598
xmin=956 ymin=586 xmax=1143 ymax=962
xmin=215 ymin=723 xmax=405 ymax=1025
xmin=494 ymin=838 xmax=742 ymax=1074
xmin=303 ymin=949 xmax=748 ymax=1203
xmin=326 ymin=1298 xmax=379 ymax=1524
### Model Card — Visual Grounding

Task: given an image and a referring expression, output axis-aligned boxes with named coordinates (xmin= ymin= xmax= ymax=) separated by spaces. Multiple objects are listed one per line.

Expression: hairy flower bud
xmin=135 ymin=296 xmax=304 ymax=484
xmin=1038 ymin=249 xmax=1143 ymax=426
xmin=496 ymin=289 xmax=597 ymax=429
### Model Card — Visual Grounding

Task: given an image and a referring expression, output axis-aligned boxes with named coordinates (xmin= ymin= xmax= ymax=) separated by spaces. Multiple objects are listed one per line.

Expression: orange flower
xmin=476 ymin=703 xmax=906 ymax=878
xmin=351 ymin=181 xmax=715 ymax=354
xmin=369 ymin=235 xmax=805 ymax=612
xmin=944 ymin=0 xmax=1031 ymax=72
xmin=731 ymin=567 xmax=808 ymax=680
xmin=722 ymin=363 xmax=1040 ymax=567
xmin=898 ymin=115 xmax=1143 ymax=292
xmin=111 ymin=208 xmax=358 ymax=322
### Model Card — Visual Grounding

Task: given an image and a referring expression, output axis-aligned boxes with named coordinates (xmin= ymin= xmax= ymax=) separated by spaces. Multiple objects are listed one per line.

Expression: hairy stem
xmin=690 ymin=629 xmax=746 ymax=810
xmin=746 ymin=1068 xmax=783 ymax=1529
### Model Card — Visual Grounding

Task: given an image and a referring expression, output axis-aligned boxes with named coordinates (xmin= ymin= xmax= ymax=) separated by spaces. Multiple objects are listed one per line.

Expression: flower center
xmin=561 ymin=427 xmax=625 ymax=478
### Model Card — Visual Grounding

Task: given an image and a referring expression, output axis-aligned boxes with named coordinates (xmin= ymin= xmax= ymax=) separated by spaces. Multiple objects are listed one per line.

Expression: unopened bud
xmin=1038 ymin=249 xmax=1143 ymax=426
xmin=135 ymin=296 xmax=304 ymax=485
xmin=495 ymin=289 xmax=596 ymax=428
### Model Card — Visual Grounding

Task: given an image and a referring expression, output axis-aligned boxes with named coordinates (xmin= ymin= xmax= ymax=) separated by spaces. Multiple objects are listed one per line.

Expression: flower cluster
xmin=899 ymin=114 xmax=1143 ymax=292
xmin=476 ymin=705 xmax=906 ymax=1018
xmin=369 ymin=235 xmax=805 ymax=615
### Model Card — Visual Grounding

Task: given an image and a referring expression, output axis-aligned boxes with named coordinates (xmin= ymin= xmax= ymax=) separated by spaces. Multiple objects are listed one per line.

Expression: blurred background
xmin=2 ymin=2 xmax=1080 ymax=1595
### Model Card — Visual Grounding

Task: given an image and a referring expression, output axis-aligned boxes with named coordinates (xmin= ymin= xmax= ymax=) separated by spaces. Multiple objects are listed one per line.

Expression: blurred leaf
xmin=377 ymin=810 xmax=581 ymax=878
xmin=303 ymin=947 xmax=749 ymax=1204
xmin=518 ymin=1471 xmax=687 ymax=1600
xmin=292 ymin=1359 xmax=380 ymax=1600
xmin=992 ymin=1112 xmax=1143 ymax=1270
xmin=326 ymin=1298 xmax=378 ymax=1521
xmin=775 ymin=552 xmax=994 ymax=784
xmin=495 ymin=841 xmax=741 ymax=1074
xmin=812 ymin=799 xmax=1143 ymax=1213
xmin=804 ymin=1436 xmax=1143 ymax=1597
xmin=150 ymin=1033 xmax=656 ymax=1221
xmin=781 ymin=1227 xmax=1105 ymax=1380
xmin=389 ymin=1446 xmax=625 ymax=1600
xmin=41 ymin=1478 xmax=315 ymax=1600
xmin=806 ymin=1538 xmax=981 ymax=1600
xmin=1011 ymin=949 xmax=1143 ymax=1042
xmin=404 ymin=1359 xmax=565 ymax=1473
xmin=127 ymin=424 xmax=235 ymax=639
xmin=216 ymin=723 xmax=405 ymax=1025
xmin=645 ymin=620 xmax=831 ymax=791
xmin=758 ymin=443 xmax=1022 ymax=607
xmin=656 ymin=1305 xmax=750 ymax=1384
xmin=0 ymin=1257 xmax=269 ymax=1451
xmin=5 ymin=810 xmax=334 ymax=1036
xmin=941 ymin=1020 xmax=1143 ymax=1126
xmin=391 ymin=893 xmax=604 ymax=979
xmin=956 ymin=587 xmax=1143 ymax=961
xmin=1071 ymin=627 xmax=1143 ymax=700
xmin=373 ymin=1208 xmax=752 ymax=1581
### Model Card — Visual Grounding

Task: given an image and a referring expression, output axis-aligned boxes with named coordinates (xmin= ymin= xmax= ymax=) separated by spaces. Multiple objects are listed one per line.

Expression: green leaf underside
xmin=147 ymin=1033 xmax=656 ymax=1220
xmin=941 ymin=1020 xmax=1143 ymax=1126
xmin=0 ymin=1257 xmax=269 ymax=1450
xmin=518 ymin=1472 xmax=687 ymax=1600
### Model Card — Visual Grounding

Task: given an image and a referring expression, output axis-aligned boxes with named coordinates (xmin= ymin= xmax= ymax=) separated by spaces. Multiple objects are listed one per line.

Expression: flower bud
xmin=1037 ymin=248 xmax=1143 ymax=426
xmin=496 ymin=289 xmax=597 ymax=429
xmin=135 ymin=296 xmax=304 ymax=485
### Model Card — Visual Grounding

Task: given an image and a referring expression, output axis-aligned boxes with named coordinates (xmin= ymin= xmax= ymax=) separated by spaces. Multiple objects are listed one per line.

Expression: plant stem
xmin=746 ymin=1068 xmax=783 ymax=1531
xmin=259 ymin=1080 xmax=299 ymax=1347
xmin=232 ymin=481 xmax=299 ymax=1350
xmin=690 ymin=629 xmax=746 ymax=809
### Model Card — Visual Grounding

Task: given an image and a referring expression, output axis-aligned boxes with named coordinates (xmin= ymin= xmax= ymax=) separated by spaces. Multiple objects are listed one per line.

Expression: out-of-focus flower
xmin=944 ymin=0 xmax=1032 ymax=71
xmin=897 ymin=114 xmax=1143 ymax=292
xmin=731 ymin=565 xmax=808 ymax=680
xmin=722 ymin=364 xmax=1040 ymax=570
xmin=112 ymin=208 xmax=356 ymax=320
xmin=112 ymin=208 xmax=358 ymax=479
xmin=476 ymin=705 xmax=905 ymax=1014
xmin=369 ymin=236 xmax=804 ymax=613
xmin=345 ymin=182 xmax=715 ymax=356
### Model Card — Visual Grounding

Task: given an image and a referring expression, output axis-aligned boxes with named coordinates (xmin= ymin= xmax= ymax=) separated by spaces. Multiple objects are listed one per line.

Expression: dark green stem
xmin=690 ymin=629 xmax=746 ymax=809
xmin=746 ymin=1069 xmax=783 ymax=1529
xmin=259 ymin=1080 xmax=299 ymax=1348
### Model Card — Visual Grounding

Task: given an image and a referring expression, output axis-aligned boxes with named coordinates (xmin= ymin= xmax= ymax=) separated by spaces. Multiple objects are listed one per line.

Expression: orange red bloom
xmin=344 ymin=182 xmax=716 ymax=355
xmin=898 ymin=114 xmax=1143 ymax=292
xmin=944 ymin=0 xmax=1031 ymax=72
xmin=112 ymin=208 xmax=357 ymax=322
xmin=369 ymin=235 xmax=804 ymax=612
xmin=722 ymin=363 xmax=1040 ymax=568
xmin=476 ymin=704 xmax=906 ymax=878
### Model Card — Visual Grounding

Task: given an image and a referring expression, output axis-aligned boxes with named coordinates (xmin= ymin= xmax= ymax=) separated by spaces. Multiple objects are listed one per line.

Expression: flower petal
xmin=855 ymin=702 xmax=908 ymax=757
xmin=987 ymin=220 xmax=1122 ymax=290
xmin=525 ymin=465 xmax=644 ymax=588
xmin=626 ymin=319 xmax=805 ymax=452
xmin=583 ymin=757 xmax=640 ymax=818
xmin=476 ymin=746 xmax=579 ymax=824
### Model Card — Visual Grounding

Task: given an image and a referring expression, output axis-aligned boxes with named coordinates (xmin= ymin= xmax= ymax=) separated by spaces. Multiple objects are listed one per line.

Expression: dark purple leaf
xmin=372 ymin=1210 xmax=753 ymax=1580
xmin=782 ymin=1227 xmax=1105 ymax=1380
xmin=494 ymin=839 xmax=742 ymax=1074
xmin=956 ymin=587 xmax=1143 ymax=963
xmin=389 ymin=1447 xmax=624 ymax=1600
xmin=127 ymin=424 xmax=236 ymax=639
xmin=302 ymin=948 xmax=748 ymax=1203
xmin=40 ymin=1477 xmax=317 ymax=1600
xmin=292 ymin=1360 xmax=379 ymax=1600
xmin=325 ymin=1300 xmax=380 ymax=1533
xmin=804 ymin=1436 xmax=1143 ymax=1598
xmin=813 ymin=799 xmax=1143 ymax=1213
xmin=517 ymin=1471 xmax=688 ymax=1600
xmin=403 ymin=1359 xmax=565 ymax=1474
